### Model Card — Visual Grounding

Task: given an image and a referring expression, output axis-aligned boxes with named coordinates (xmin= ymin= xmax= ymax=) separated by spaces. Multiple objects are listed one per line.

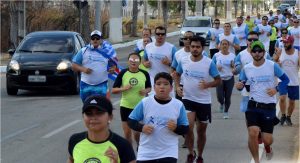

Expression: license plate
xmin=28 ymin=75 xmax=46 ymax=82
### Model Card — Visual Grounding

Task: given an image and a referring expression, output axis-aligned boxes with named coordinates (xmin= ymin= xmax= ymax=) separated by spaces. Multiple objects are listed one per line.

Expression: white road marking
xmin=1 ymin=124 xmax=39 ymax=142
xmin=42 ymin=120 xmax=81 ymax=139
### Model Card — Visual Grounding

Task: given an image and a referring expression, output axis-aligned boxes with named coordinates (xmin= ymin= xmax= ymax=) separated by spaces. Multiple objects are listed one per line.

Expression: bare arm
xmin=67 ymin=156 xmax=74 ymax=163
xmin=72 ymin=63 xmax=92 ymax=74
xmin=273 ymin=49 xmax=282 ymax=64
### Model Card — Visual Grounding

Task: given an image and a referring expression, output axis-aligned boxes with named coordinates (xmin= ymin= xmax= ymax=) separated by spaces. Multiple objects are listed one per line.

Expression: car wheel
xmin=69 ymin=73 xmax=80 ymax=95
xmin=6 ymin=82 xmax=18 ymax=95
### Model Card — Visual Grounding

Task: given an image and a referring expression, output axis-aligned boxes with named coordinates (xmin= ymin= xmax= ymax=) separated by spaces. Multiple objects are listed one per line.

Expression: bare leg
xmin=186 ymin=112 xmax=196 ymax=154
xmin=196 ymin=122 xmax=208 ymax=158
xmin=122 ymin=121 xmax=132 ymax=145
xmin=248 ymin=126 xmax=260 ymax=163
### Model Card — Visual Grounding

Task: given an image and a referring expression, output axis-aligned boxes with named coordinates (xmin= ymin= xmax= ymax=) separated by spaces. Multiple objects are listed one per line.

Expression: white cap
xmin=90 ymin=30 xmax=102 ymax=37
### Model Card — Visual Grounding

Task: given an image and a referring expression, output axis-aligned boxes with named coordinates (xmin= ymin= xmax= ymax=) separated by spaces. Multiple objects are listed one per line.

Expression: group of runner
xmin=67 ymin=11 xmax=299 ymax=163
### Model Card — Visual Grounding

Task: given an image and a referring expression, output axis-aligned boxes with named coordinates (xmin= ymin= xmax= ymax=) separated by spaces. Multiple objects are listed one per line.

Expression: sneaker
xmin=219 ymin=104 xmax=224 ymax=113
xmin=186 ymin=151 xmax=196 ymax=163
xmin=280 ymin=115 xmax=286 ymax=125
xmin=258 ymin=132 xmax=263 ymax=144
xmin=223 ymin=112 xmax=229 ymax=119
xmin=196 ymin=157 xmax=204 ymax=163
xmin=286 ymin=116 xmax=293 ymax=126
xmin=265 ymin=145 xmax=273 ymax=160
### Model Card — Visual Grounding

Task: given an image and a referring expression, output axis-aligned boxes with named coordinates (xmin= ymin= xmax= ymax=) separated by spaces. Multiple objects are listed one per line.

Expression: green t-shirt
xmin=270 ymin=26 xmax=277 ymax=41
xmin=68 ymin=131 xmax=135 ymax=163
xmin=139 ymin=50 xmax=149 ymax=71
xmin=113 ymin=68 xmax=151 ymax=109
xmin=245 ymin=20 xmax=255 ymax=32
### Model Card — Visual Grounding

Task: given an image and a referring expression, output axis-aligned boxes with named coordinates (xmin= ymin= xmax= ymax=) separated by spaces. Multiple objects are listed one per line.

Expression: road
xmin=1 ymin=35 xmax=299 ymax=163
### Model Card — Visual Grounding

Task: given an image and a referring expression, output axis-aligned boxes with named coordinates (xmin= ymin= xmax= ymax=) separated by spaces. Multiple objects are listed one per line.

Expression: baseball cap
xmin=246 ymin=15 xmax=250 ymax=19
xmin=250 ymin=41 xmax=265 ymax=51
xmin=90 ymin=30 xmax=102 ymax=37
xmin=82 ymin=95 xmax=113 ymax=114
xmin=282 ymin=35 xmax=294 ymax=44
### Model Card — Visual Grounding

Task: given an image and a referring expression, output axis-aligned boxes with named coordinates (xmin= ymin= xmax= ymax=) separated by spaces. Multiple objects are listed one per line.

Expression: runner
xmin=67 ymin=95 xmax=136 ymax=163
xmin=273 ymin=35 xmax=299 ymax=126
xmin=134 ymin=28 xmax=154 ymax=53
xmin=212 ymin=39 xmax=237 ymax=119
xmin=288 ymin=18 xmax=300 ymax=50
xmin=253 ymin=16 xmax=272 ymax=52
xmin=175 ymin=36 xmax=221 ymax=163
xmin=128 ymin=72 xmax=189 ymax=163
xmin=236 ymin=41 xmax=289 ymax=162
xmin=207 ymin=19 xmax=224 ymax=58
xmin=216 ymin=23 xmax=240 ymax=55
xmin=232 ymin=16 xmax=249 ymax=54
xmin=112 ymin=52 xmax=151 ymax=146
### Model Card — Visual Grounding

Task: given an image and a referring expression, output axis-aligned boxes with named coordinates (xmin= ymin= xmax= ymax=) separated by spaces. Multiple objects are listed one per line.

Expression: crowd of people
xmin=67 ymin=10 xmax=299 ymax=163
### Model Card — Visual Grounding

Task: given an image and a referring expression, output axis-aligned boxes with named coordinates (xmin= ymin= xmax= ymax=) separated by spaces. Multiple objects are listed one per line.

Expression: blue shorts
xmin=279 ymin=85 xmax=299 ymax=100
xmin=294 ymin=46 xmax=300 ymax=51
xmin=80 ymin=81 xmax=108 ymax=102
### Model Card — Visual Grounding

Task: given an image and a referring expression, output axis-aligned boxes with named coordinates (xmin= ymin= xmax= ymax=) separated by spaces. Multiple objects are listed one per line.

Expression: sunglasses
xmin=91 ymin=37 xmax=100 ymax=40
xmin=247 ymin=38 xmax=258 ymax=42
xmin=281 ymin=32 xmax=288 ymax=34
xmin=294 ymin=21 xmax=299 ymax=23
xmin=183 ymin=37 xmax=192 ymax=40
xmin=129 ymin=58 xmax=140 ymax=62
xmin=155 ymin=33 xmax=166 ymax=36
xmin=251 ymin=49 xmax=264 ymax=53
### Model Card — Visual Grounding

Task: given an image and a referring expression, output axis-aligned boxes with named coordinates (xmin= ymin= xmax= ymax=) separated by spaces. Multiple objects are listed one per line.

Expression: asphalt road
xmin=1 ymin=35 xmax=299 ymax=163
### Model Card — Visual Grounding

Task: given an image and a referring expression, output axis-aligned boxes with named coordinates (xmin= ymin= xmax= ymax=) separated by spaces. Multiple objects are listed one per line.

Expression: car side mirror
xmin=177 ymin=24 xmax=181 ymax=28
xmin=8 ymin=49 xmax=15 ymax=57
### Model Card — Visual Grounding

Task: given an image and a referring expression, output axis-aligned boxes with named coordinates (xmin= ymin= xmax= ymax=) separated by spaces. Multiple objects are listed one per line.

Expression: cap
xmin=246 ymin=15 xmax=250 ymax=18
xmin=90 ymin=30 xmax=102 ymax=37
xmin=251 ymin=41 xmax=265 ymax=50
xmin=282 ymin=35 xmax=294 ymax=44
xmin=82 ymin=95 xmax=113 ymax=114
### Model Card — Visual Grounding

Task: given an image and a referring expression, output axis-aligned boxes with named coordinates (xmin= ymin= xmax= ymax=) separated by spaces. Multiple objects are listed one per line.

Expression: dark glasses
xmin=294 ymin=21 xmax=299 ymax=23
xmin=156 ymin=33 xmax=166 ymax=36
xmin=183 ymin=37 xmax=192 ymax=40
xmin=251 ymin=49 xmax=264 ymax=53
xmin=247 ymin=38 xmax=258 ymax=42
xmin=281 ymin=32 xmax=288 ymax=34
xmin=91 ymin=37 xmax=100 ymax=40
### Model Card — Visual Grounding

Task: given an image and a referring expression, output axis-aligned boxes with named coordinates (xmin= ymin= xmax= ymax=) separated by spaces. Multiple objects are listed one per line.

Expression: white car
xmin=178 ymin=16 xmax=212 ymax=46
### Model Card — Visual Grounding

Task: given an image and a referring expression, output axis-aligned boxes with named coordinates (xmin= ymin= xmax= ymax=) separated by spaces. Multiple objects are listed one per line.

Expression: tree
xmin=148 ymin=0 xmax=157 ymax=18
xmin=188 ymin=0 xmax=196 ymax=15
xmin=131 ymin=0 xmax=138 ymax=37
xmin=9 ymin=1 xmax=18 ymax=49
xmin=162 ymin=0 xmax=168 ymax=28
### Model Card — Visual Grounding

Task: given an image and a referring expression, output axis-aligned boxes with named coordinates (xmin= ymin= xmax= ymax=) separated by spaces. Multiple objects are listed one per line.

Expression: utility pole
xmin=185 ymin=0 xmax=188 ymax=17
xmin=144 ymin=0 xmax=148 ymax=27
xmin=109 ymin=0 xmax=122 ymax=43
xmin=23 ymin=0 xmax=26 ymax=37
xmin=95 ymin=0 xmax=101 ymax=31
xmin=226 ymin=0 xmax=232 ymax=21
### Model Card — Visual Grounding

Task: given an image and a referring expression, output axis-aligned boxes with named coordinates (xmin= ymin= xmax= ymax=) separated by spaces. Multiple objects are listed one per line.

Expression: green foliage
xmin=148 ymin=0 xmax=157 ymax=10
xmin=188 ymin=0 xmax=196 ymax=13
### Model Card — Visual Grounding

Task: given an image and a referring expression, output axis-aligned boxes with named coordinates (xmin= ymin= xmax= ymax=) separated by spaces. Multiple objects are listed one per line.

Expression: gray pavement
xmin=1 ymin=35 xmax=299 ymax=163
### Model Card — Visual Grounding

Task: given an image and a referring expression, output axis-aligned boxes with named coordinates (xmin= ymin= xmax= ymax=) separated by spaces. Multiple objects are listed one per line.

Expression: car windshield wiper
xmin=33 ymin=50 xmax=64 ymax=53
xmin=18 ymin=49 xmax=32 ymax=53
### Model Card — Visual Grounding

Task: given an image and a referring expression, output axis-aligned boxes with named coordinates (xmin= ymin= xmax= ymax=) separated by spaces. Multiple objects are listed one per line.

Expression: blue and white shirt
xmin=288 ymin=27 xmax=300 ymax=48
xmin=239 ymin=60 xmax=285 ymax=104
xmin=232 ymin=23 xmax=249 ymax=46
xmin=129 ymin=96 xmax=188 ymax=160
xmin=253 ymin=24 xmax=272 ymax=51
xmin=216 ymin=33 xmax=240 ymax=54
xmin=72 ymin=42 xmax=116 ymax=85
xmin=207 ymin=28 xmax=224 ymax=49
xmin=176 ymin=55 xmax=219 ymax=104
xmin=212 ymin=52 xmax=236 ymax=80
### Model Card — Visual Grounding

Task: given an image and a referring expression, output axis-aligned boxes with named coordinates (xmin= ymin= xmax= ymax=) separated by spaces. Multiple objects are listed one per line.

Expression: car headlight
xmin=181 ymin=31 xmax=186 ymax=35
xmin=57 ymin=60 xmax=71 ymax=71
xmin=9 ymin=60 xmax=20 ymax=71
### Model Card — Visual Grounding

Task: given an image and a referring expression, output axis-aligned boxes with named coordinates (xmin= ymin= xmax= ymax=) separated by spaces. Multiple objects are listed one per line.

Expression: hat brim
xmin=82 ymin=105 xmax=107 ymax=113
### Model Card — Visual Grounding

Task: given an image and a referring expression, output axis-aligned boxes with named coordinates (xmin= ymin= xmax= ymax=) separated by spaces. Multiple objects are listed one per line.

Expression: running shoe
xmin=280 ymin=115 xmax=286 ymax=125
xmin=223 ymin=112 xmax=229 ymax=119
xmin=265 ymin=145 xmax=273 ymax=160
xmin=186 ymin=151 xmax=196 ymax=163
xmin=219 ymin=104 xmax=224 ymax=113
xmin=196 ymin=156 xmax=204 ymax=163
xmin=286 ymin=116 xmax=293 ymax=126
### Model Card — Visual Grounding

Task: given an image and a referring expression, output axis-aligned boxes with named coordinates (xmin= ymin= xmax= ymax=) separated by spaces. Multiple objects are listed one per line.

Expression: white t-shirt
xmin=279 ymin=49 xmax=299 ymax=86
xmin=212 ymin=52 xmax=236 ymax=80
xmin=232 ymin=23 xmax=249 ymax=46
xmin=254 ymin=24 xmax=272 ymax=51
xmin=207 ymin=28 xmax=224 ymax=49
xmin=288 ymin=27 xmax=300 ymax=47
xmin=216 ymin=33 xmax=240 ymax=54
xmin=176 ymin=55 xmax=219 ymax=104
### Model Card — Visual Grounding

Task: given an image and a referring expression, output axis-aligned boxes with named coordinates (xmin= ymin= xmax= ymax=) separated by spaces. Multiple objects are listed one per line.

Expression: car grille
xmin=20 ymin=70 xmax=55 ymax=75
xmin=196 ymin=32 xmax=205 ymax=36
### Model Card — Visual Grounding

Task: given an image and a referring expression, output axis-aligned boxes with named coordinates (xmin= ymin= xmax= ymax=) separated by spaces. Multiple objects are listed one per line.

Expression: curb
xmin=0 ymin=31 xmax=181 ymax=73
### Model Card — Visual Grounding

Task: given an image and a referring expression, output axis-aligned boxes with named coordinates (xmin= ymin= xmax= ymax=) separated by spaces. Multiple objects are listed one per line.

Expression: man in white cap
xmin=72 ymin=30 xmax=117 ymax=102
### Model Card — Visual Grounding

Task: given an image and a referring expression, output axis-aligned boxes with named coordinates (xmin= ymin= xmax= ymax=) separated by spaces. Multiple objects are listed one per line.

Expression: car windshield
xmin=183 ymin=19 xmax=211 ymax=27
xmin=17 ymin=36 xmax=74 ymax=53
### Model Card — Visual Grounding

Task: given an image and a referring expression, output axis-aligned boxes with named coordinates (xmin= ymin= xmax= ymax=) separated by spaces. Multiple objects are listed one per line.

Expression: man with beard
xmin=288 ymin=18 xmax=300 ymax=50
xmin=175 ymin=36 xmax=221 ymax=163
xmin=236 ymin=41 xmax=289 ymax=162
xmin=273 ymin=35 xmax=299 ymax=126
xmin=253 ymin=16 xmax=272 ymax=52
xmin=216 ymin=23 xmax=240 ymax=55
xmin=207 ymin=19 xmax=224 ymax=58
xmin=232 ymin=16 xmax=249 ymax=54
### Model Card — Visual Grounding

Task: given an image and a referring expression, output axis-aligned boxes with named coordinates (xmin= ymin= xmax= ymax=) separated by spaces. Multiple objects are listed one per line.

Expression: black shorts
xmin=182 ymin=99 xmax=211 ymax=123
xmin=137 ymin=157 xmax=177 ymax=163
xmin=120 ymin=106 xmax=134 ymax=121
xmin=245 ymin=109 xmax=277 ymax=134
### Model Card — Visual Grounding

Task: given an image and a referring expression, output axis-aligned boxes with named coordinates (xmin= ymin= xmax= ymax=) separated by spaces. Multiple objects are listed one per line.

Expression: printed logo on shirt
xmin=149 ymin=53 xmax=165 ymax=60
xmin=281 ymin=59 xmax=297 ymax=67
xmin=84 ymin=157 xmax=101 ymax=163
xmin=250 ymin=75 xmax=272 ymax=83
xmin=184 ymin=70 xmax=205 ymax=79
xmin=129 ymin=77 xmax=138 ymax=86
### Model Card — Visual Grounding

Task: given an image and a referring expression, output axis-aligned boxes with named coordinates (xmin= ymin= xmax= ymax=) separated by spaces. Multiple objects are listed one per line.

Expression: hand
xmin=84 ymin=67 xmax=92 ymax=74
xmin=104 ymin=147 xmax=119 ymax=163
xmin=123 ymin=84 xmax=132 ymax=91
xmin=139 ymin=89 xmax=148 ymax=96
xmin=108 ymin=66 xmax=115 ymax=74
xmin=267 ymin=32 xmax=271 ymax=36
xmin=199 ymin=80 xmax=209 ymax=89
xmin=142 ymin=125 xmax=154 ymax=135
xmin=260 ymin=30 xmax=264 ymax=34
xmin=217 ymin=65 xmax=223 ymax=71
xmin=235 ymin=81 xmax=244 ymax=90
xmin=143 ymin=61 xmax=151 ymax=68
xmin=266 ymin=88 xmax=277 ymax=97
xmin=167 ymin=120 xmax=177 ymax=131
xmin=170 ymin=71 xmax=177 ymax=80
xmin=161 ymin=56 xmax=171 ymax=66
xmin=176 ymin=86 xmax=183 ymax=97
